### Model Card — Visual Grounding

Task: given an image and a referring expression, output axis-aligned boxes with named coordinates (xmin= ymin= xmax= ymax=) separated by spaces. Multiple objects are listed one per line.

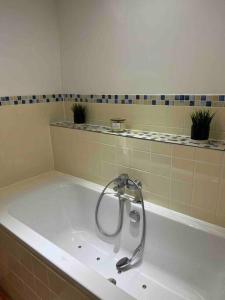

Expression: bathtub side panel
xmin=0 ymin=225 xmax=98 ymax=300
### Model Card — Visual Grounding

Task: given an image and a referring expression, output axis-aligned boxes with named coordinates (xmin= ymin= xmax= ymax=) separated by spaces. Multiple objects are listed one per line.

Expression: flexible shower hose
xmin=95 ymin=176 xmax=146 ymax=268
xmin=95 ymin=178 xmax=124 ymax=237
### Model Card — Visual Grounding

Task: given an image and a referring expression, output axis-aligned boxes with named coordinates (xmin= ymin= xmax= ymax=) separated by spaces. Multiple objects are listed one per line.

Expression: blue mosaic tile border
xmin=1 ymin=93 xmax=225 ymax=107
xmin=51 ymin=121 xmax=225 ymax=151
xmin=64 ymin=94 xmax=225 ymax=107
xmin=0 ymin=94 xmax=64 ymax=106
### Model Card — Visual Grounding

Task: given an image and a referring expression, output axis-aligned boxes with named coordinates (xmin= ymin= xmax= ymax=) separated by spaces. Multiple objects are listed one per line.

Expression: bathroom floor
xmin=0 ymin=289 xmax=11 ymax=300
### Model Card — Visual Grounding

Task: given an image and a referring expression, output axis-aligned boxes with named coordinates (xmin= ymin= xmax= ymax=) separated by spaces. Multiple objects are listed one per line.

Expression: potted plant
xmin=71 ymin=104 xmax=86 ymax=124
xmin=190 ymin=109 xmax=215 ymax=142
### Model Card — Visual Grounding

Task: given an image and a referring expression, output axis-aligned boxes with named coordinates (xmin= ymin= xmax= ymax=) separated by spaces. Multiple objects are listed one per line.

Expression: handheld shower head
xmin=116 ymin=257 xmax=131 ymax=272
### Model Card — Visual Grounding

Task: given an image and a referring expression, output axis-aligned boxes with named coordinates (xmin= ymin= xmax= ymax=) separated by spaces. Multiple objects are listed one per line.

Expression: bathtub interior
xmin=5 ymin=173 xmax=225 ymax=300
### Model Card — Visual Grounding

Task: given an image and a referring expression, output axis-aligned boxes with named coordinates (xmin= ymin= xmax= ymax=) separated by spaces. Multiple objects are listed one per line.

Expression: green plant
xmin=190 ymin=109 xmax=215 ymax=140
xmin=71 ymin=103 xmax=86 ymax=123
xmin=191 ymin=109 xmax=215 ymax=128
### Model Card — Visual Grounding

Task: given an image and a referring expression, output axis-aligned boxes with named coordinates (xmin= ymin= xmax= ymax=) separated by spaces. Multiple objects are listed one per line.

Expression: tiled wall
xmin=1 ymin=92 xmax=225 ymax=139
xmin=0 ymin=225 xmax=97 ymax=300
xmin=0 ymin=94 xmax=225 ymax=226
xmin=1 ymin=93 xmax=225 ymax=189
xmin=64 ymin=101 xmax=225 ymax=140
xmin=51 ymin=126 xmax=225 ymax=227
xmin=0 ymin=102 xmax=65 ymax=188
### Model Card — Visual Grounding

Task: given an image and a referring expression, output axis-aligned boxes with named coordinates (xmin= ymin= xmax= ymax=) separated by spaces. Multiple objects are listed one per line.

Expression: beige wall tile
xmin=142 ymin=125 xmax=173 ymax=134
xmin=130 ymin=138 xmax=150 ymax=152
xmin=101 ymin=144 xmax=116 ymax=163
xmin=0 ymin=247 xmax=7 ymax=265
xmin=217 ymin=180 xmax=225 ymax=216
xmin=20 ymin=249 xmax=33 ymax=271
xmin=20 ymin=263 xmax=36 ymax=292
xmin=195 ymin=148 xmax=224 ymax=164
xmin=50 ymin=127 xmax=75 ymax=175
xmin=192 ymin=179 xmax=220 ymax=213
xmin=23 ymin=284 xmax=40 ymax=300
xmin=0 ymin=103 xmax=64 ymax=188
xmin=59 ymin=281 xmax=91 ymax=300
xmin=215 ymin=214 xmax=225 ymax=227
xmin=190 ymin=206 xmax=216 ymax=224
xmin=116 ymin=147 xmax=131 ymax=167
xmin=195 ymin=162 xmax=221 ymax=182
xmin=172 ymin=145 xmax=195 ymax=160
xmin=148 ymin=174 xmax=170 ymax=198
xmin=131 ymin=150 xmax=150 ymax=172
xmin=130 ymin=105 xmax=155 ymax=127
xmin=48 ymin=268 xmax=67 ymax=296
xmin=149 ymin=153 xmax=171 ymax=177
xmin=8 ymin=255 xmax=22 ymax=278
xmin=211 ymin=108 xmax=225 ymax=132
xmin=64 ymin=103 xmax=225 ymax=141
xmin=1 ymin=230 xmax=22 ymax=261
xmin=164 ymin=106 xmax=187 ymax=129
xmin=222 ymin=165 xmax=225 ymax=178
xmin=98 ymin=133 xmax=116 ymax=146
xmin=171 ymin=180 xmax=193 ymax=205
xmin=0 ymin=233 xmax=36 ymax=294
xmin=51 ymin=126 xmax=225 ymax=228
xmin=146 ymin=106 xmax=168 ymax=127
xmin=116 ymin=165 xmax=131 ymax=177
xmin=150 ymin=141 xmax=172 ymax=156
xmin=6 ymin=272 xmax=25 ymax=300
xmin=49 ymin=290 xmax=59 ymax=300
xmin=172 ymin=158 xmax=194 ymax=182
xmin=115 ymin=136 xmax=132 ymax=149
xmin=0 ymin=227 xmax=95 ymax=300
xmin=101 ymin=162 xmax=118 ymax=184
xmin=144 ymin=191 xmax=170 ymax=208
xmin=32 ymin=257 xmax=49 ymax=284
xmin=35 ymin=278 xmax=50 ymax=300
xmin=169 ymin=201 xmax=191 ymax=215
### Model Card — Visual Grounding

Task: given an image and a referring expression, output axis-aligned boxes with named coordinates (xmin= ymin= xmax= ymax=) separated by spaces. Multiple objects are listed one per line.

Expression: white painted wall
xmin=0 ymin=0 xmax=61 ymax=96
xmin=57 ymin=0 xmax=225 ymax=94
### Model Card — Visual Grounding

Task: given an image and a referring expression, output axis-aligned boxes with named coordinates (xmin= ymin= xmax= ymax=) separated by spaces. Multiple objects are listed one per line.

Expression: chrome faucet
xmin=113 ymin=174 xmax=142 ymax=203
xmin=95 ymin=174 xmax=146 ymax=272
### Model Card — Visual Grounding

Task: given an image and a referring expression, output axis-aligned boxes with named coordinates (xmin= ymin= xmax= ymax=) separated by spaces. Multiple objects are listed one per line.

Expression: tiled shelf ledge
xmin=50 ymin=121 xmax=225 ymax=152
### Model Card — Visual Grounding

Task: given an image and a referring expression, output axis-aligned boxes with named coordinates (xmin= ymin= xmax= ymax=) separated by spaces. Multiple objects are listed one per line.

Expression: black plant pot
xmin=73 ymin=112 xmax=86 ymax=124
xmin=191 ymin=125 xmax=210 ymax=140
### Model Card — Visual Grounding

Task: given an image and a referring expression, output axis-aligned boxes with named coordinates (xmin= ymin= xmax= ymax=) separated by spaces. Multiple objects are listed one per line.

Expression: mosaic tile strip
xmin=0 ymin=94 xmax=64 ymax=106
xmin=1 ymin=93 xmax=225 ymax=107
xmin=64 ymin=93 xmax=225 ymax=107
xmin=51 ymin=121 xmax=225 ymax=151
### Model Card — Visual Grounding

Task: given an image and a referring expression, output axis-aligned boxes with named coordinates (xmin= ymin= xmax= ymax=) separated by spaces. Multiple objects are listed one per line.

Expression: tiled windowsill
xmin=50 ymin=121 xmax=225 ymax=151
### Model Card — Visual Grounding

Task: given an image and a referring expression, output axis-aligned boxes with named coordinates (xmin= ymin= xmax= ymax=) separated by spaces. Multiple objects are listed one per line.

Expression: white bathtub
xmin=0 ymin=171 xmax=225 ymax=300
